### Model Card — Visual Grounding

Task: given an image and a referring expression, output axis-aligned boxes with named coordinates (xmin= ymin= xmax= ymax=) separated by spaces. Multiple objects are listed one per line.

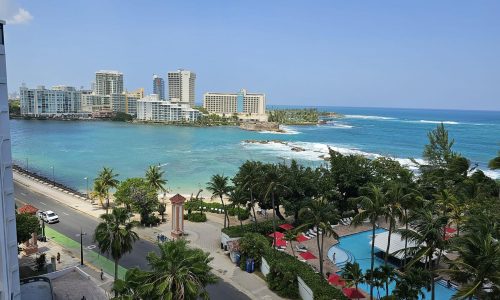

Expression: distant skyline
xmin=2 ymin=0 xmax=500 ymax=110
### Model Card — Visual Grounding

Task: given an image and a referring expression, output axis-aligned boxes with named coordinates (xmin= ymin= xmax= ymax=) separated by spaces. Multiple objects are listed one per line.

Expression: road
xmin=14 ymin=181 xmax=249 ymax=299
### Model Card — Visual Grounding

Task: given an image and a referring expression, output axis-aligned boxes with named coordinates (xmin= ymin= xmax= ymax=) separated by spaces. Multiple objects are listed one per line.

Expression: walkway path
xmin=14 ymin=171 xmax=283 ymax=300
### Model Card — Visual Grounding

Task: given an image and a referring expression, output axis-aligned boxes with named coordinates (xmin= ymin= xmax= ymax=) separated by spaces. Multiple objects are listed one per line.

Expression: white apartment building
xmin=168 ymin=69 xmax=196 ymax=107
xmin=136 ymin=94 xmax=201 ymax=122
xmin=95 ymin=70 xmax=123 ymax=95
xmin=203 ymin=89 xmax=266 ymax=115
xmin=0 ymin=20 xmax=21 ymax=300
xmin=20 ymin=85 xmax=85 ymax=116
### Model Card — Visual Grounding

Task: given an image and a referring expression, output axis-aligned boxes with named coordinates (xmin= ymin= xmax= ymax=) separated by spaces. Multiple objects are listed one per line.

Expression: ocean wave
xmin=259 ymin=126 xmax=301 ymax=135
xmin=325 ymin=121 xmax=354 ymax=129
xmin=344 ymin=114 xmax=396 ymax=120
xmin=483 ymin=169 xmax=500 ymax=179
xmin=417 ymin=120 xmax=460 ymax=125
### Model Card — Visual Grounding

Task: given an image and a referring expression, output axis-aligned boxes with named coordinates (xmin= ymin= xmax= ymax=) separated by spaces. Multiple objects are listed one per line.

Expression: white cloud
xmin=0 ymin=0 xmax=34 ymax=25
xmin=7 ymin=8 xmax=33 ymax=24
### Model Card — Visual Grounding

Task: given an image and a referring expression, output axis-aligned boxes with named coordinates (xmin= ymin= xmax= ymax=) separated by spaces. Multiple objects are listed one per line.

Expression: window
xmin=0 ymin=23 xmax=3 ymax=45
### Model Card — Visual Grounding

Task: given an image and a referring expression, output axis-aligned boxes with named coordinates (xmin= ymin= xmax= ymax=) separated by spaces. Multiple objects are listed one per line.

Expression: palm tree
xmin=262 ymin=164 xmax=288 ymax=247
xmin=96 ymin=167 xmax=120 ymax=215
xmin=341 ymin=262 xmax=365 ymax=300
xmin=228 ymin=188 xmax=247 ymax=229
xmin=206 ymin=174 xmax=232 ymax=228
xmin=237 ymin=161 xmax=262 ymax=226
xmin=283 ymin=230 xmax=298 ymax=257
xmin=137 ymin=239 xmax=218 ymax=300
xmin=365 ymin=267 xmax=384 ymax=300
xmin=145 ymin=165 xmax=167 ymax=193
xmin=398 ymin=207 xmax=448 ymax=300
xmin=299 ymin=197 xmax=339 ymax=276
xmin=91 ymin=179 xmax=107 ymax=208
xmin=94 ymin=207 xmax=139 ymax=281
xmin=384 ymin=183 xmax=407 ymax=264
xmin=441 ymin=220 xmax=500 ymax=299
xmin=350 ymin=184 xmax=389 ymax=300
xmin=393 ymin=267 xmax=431 ymax=300
xmin=379 ymin=264 xmax=397 ymax=298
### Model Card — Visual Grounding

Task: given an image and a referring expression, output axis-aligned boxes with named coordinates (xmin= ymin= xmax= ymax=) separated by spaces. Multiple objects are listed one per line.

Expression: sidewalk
xmin=14 ymin=170 xmax=283 ymax=300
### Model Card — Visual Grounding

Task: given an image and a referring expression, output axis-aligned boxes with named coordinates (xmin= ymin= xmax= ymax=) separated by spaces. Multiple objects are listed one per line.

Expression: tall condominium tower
xmin=0 ymin=20 xmax=22 ymax=300
xmin=152 ymin=74 xmax=165 ymax=100
xmin=95 ymin=70 xmax=123 ymax=95
xmin=167 ymin=69 xmax=196 ymax=107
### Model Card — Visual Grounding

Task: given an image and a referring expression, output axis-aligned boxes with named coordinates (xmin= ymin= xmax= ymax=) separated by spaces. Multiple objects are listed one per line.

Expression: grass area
xmin=45 ymin=226 xmax=127 ymax=279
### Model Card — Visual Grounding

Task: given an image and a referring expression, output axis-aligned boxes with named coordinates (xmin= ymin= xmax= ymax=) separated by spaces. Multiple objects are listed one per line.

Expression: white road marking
xmin=62 ymin=212 xmax=69 ymax=216
xmin=21 ymin=192 xmax=27 ymax=196
xmin=39 ymin=202 xmax=47 ymax=206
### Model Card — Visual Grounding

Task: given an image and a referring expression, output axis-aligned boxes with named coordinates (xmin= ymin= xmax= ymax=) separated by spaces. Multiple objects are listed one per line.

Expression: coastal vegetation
xmin=217 ymin=123 xmax=499 ymax=299
xmin=267 ymin=108 xmax=320 ymax=124
xmin=8 ymin=99 xmax=20 ymax=116
xmin=111 ymin=112 xmax=134 ymax=122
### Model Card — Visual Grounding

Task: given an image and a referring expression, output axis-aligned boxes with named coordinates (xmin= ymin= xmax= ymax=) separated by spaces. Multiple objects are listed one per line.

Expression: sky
xmin=2 ymin=0 xmax=500 ymax=110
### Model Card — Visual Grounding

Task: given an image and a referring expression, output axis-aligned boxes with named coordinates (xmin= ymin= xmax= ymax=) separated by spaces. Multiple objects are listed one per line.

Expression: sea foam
xmin=344 ymin=114 xmax=396 ymax=120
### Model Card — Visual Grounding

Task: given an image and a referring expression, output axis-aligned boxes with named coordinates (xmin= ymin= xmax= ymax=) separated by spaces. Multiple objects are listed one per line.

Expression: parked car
xmin=37 ymin=210 xmax=59 ymax=224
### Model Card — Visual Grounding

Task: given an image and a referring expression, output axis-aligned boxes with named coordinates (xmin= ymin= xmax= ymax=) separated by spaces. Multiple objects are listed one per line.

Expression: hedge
xmin=221 ymin=219 xmax=286 ymax=238
xmin=185 ymin=201 xmax=250 ymax=220
xmin=184 ymin=213 xmax=207 ymax=222
xmin=264 ymin=248 xmax=348 ymax=300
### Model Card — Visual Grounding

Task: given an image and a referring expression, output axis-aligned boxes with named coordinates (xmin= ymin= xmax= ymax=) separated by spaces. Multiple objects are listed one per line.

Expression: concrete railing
xmin=297 ymin=276 xmax=314 ymax=300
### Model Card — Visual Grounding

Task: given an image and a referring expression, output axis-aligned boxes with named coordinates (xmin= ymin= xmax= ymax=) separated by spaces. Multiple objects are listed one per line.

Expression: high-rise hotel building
xmin=95 ymin=70 xmax=123 ymax=95
xmin=153 ymin=75 xmax=165 ymax=100
xmin=0 ymin=20 xmax=21 ymax=300
xmin=168 ymin=70 xmax=195 ymax=107
xmin=203 ymin=89 xmax=266 ymax=115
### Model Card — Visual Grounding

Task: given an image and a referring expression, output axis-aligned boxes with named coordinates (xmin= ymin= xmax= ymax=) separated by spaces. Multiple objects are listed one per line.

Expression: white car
xmin=37 ymin=210 xmax=59 ymax=224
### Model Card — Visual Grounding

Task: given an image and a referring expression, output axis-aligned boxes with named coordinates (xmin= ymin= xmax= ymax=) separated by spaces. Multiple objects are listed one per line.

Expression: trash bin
xmin=246 ymin=258 xmax=255 ymax=273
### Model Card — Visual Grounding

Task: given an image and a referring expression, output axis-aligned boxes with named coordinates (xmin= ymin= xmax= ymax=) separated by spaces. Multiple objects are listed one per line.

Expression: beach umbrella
xmin=279 ymin=223 xmax=294 ymax=231
xmin=299 ymin=251 xmax=317 ymax=260
xmin=273 ymin=239 xmax=287 ymax=247
xmin=328 ymin=274 xmax=346 ymax=287
xmin=342 ymin=287 xmax=365 ymax=299
xmin=268 ymin=231 xmax=285 ymax=239
xmin=296 ymin=234 xmax=309 ymax=243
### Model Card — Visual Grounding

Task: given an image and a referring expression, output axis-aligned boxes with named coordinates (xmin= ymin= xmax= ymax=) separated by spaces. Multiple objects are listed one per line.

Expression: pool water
xmin=328 ymin=229 xmax=457 ymax=299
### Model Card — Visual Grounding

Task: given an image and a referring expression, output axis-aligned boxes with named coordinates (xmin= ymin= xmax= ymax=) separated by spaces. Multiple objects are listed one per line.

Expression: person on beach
xmin=56 ymin=252 xmax=61 ymax=263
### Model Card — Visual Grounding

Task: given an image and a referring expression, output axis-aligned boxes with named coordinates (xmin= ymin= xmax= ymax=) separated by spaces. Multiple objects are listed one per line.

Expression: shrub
xmin=35 ymin=253 xmax=46 ymax=272
xmin=264 ymin=248 xmax=348 ymax=300
xmin=185 ymin=213 xmax=207 ymax=222
xmin=238 ymin=233 xmax=270 ymax=269
xmin=222 ymin=219 xmax=286 ymax=238
xmin=142 ymin=215 xmax=160 ymax=226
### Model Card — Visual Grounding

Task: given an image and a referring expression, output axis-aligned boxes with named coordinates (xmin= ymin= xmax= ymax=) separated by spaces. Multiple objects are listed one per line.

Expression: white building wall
xmin=137 ymin=94 xmax=200 ymax=122
xmin=0 ymin=20 xmax=21 ymax=300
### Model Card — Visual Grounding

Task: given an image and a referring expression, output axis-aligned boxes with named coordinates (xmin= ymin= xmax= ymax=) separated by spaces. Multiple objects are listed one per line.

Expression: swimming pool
xmin=328 ymin=228 xmax=457 ymax=299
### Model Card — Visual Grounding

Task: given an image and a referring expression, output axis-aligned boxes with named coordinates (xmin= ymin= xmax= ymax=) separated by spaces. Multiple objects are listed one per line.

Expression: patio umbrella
xmin=328 ymin=274 xmax=346 ymax=287
xmin=273 ymin=239 xmax=287 ymax=247
xmin=268 ymin=231 xmax=285 ymax=239
xmin=279 ymin=223 xmax=294 ymax=231
xmin=342 ymin=287 xmax=365 ymax=299
xmin=296 ymin=234 xmax=309 ymax=243
xmin=299 ymin=251 xmax=317 ymax=260
xmin=445 ymin=227 xmax=457 ymax=233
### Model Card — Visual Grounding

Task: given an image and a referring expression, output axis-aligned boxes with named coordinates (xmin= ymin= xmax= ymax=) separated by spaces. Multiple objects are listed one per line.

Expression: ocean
xmin=9 ymin=106 xmax=500 ymax=195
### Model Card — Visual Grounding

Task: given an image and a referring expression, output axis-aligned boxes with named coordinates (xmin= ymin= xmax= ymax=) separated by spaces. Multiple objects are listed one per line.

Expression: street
xmin=14 ymin=181 xmax=249 ymax=299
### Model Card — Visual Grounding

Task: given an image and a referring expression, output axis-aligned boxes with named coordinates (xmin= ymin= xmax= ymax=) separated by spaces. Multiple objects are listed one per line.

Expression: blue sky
xmin=3 ymin=0 xmax=500 ymax=110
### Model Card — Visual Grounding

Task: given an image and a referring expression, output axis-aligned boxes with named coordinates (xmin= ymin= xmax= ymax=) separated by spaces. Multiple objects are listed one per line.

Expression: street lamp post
xmin=84 ymin=177 xmax=89 ymax=198
xmin=76 ymin=228 xmax=87 ymax=266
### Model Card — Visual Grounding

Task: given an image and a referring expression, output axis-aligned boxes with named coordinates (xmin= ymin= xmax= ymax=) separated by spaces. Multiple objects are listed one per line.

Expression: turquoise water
xmin=330 ymin=229 xmax=457 ymax=299
xmin=9 ymin=107 xmax=500 ymax=195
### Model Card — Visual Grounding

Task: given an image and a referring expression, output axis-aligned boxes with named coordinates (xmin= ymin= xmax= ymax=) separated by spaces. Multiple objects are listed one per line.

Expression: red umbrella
xmin=299 ymin=251 xmax=317 ymax=260
xmin=273 ymin=239 xmax=287 ymax=247
xmin=268 ymin=231 xmax=285 ymax=239
xmin=445 ymin=227 xmax=457 ymax=233
xmin=279 ymin=223 xmax=294 ymax=231
xmin=296 ymin=234 xmax=309 ymax=243
xmin=342 ymin=287 xmax=365 ymax=299
xmin=328 ymin=274 xmax=346 ymax=287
